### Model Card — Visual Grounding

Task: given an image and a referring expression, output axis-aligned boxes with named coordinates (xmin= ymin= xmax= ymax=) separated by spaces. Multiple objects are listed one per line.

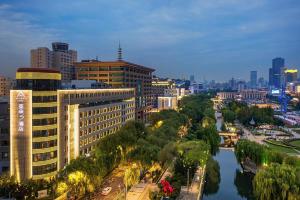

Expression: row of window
xmin=32 ymin=163 xmax=57 ymax=175
xmin=77 ymin=66 xmax=152 ymax=75
xmin=33 ymin=129 xmax=57 ymax=137
xmin=80 ymin=110 xmax=134 ymax=126
xmin=33 ymin=140 xmax=57 ymax=149
xmin=80 ymin=106 xmax=121 ymax=117
xmin=80 ymin=119 xmax=122 ymax=136
xmin=33 ymin=151 xmax=57 ymax=162
xmin=32 ymin=95 xmax=57 ymax=103
xmin=80 ymin=113 xmax=121 ymax=126
xmin=16 ymin=79 xmax=60 ymax=91
xmin=62 ymin=91 xmax=134 ymax=100
xmin=33 ymin=107 xmax=57 ymax=114
xmin=33 ymin=117 xmax=57 ymax=126
xmin=80 ymin=126 xmax=121 ymax=147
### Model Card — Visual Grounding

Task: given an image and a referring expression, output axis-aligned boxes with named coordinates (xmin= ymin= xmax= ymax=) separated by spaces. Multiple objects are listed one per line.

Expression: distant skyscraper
xmin=284 ymin=69 xmax=298 ymax=83
xmin=268 ymin=68 xmax=273 ymax=86
xmin=190 ymin=75 xmax=195 ymax=83
xmin=250 ymin=71 xmax=257 ymax=88
xmin=269 ymin=57 xmax=285 ymax=88
xmin=258 ymin=77 xmax=266 ymax=88
xmin=30 ymin=42 xmax=77 ymax=82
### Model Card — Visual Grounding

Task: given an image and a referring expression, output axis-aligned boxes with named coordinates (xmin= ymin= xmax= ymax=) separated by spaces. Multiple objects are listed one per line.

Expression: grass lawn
xmin=289 ymin=140 xmax=300 ymax=148
xmin=266 ymin=143 xmax=298 ymax=154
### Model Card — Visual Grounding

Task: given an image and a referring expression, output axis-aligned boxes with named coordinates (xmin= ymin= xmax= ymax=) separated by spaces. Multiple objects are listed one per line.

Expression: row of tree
xmin=222 ymin=101 xmax=283 ymax=126
xmin=235 ymin=139 xmax=300 ymax=199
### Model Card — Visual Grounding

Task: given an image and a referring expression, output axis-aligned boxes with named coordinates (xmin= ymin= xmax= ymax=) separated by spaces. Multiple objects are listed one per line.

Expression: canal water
xmin=202 ymin=112 xmax=254 ymax=200
xmin=202 ymin=149 xmax=254 ymax=200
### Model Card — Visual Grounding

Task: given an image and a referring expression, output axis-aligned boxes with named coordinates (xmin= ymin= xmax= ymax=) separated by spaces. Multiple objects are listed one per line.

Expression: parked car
xmin=101 ymin=187 xmax=112 ymax=196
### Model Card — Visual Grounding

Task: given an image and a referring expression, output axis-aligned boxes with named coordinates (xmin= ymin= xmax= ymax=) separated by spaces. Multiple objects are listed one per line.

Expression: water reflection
xmin=203 ymin=150 xmax=254 ymax=200
xmin=204 ymin=158 xmax=220 ymax=195
xmin=234 ymin=170 xmax=255 ymax=200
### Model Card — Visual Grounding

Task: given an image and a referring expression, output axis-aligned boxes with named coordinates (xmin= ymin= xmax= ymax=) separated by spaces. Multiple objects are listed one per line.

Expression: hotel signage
xmin=10 ymin=90 xmax=32 ymax=181
xmin=16 ymin=91 xmax=25 ymax=133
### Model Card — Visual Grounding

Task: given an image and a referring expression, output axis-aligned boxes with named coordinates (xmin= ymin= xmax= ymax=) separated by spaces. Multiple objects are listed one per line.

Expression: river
xmin=202 ymin=112 xmax=254 ymax=200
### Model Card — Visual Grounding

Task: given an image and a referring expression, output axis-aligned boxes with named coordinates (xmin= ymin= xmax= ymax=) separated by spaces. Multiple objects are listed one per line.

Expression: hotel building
xmin=10 ymin=68 xmax=135 ymax=181
xmin=74 ymin=60 xmax=154 ymax=122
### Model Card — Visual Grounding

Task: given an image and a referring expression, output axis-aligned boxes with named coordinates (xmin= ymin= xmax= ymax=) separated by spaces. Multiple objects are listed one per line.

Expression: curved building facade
xmin=10 ymin=68 xmax=61 ymax=181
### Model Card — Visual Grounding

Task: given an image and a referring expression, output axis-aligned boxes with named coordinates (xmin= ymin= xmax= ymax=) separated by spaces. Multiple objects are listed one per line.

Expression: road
xmin=92 ymin=165 xmax=126 ymax=200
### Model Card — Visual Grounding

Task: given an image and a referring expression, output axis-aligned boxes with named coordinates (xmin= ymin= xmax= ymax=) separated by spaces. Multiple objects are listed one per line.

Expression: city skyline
xmin=0 ymin=0 xmax=300 ymax=81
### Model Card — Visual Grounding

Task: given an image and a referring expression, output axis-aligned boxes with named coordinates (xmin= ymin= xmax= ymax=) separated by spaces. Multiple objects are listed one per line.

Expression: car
xmin=101 ymin=187 xmax=112 ymax=196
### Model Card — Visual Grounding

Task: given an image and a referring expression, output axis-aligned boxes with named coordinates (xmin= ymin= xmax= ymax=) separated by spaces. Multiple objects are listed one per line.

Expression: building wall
xmin=0 ymin=100 xmax=9 ymax=174
xmin=157 ymin=97 xmax=177 ymax=111
xmin=52 ymin=50 xmax=77 ymax=82
xmin=75 ymin=60 xmax=154 ymax=122
xmin=152 ymin=78 xmax=174 ymax=108
xmin=0 ymin=76 xmax=12 ymax=96
xmin=30 ymin=47 xmax=52 ymax=68
xmin=57 ymin=88 xmax=135 ymax=169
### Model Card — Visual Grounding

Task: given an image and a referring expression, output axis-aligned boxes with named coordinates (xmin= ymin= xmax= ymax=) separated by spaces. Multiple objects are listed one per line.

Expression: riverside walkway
xmin=178 ymin=166 xmax=206 ymax=200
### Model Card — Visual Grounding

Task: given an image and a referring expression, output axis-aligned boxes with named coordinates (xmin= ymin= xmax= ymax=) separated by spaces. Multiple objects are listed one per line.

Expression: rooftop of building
xmin=75 ymin=59 xmax=155 ymax=72
xmin=17 ymin=68 xmax=61 ymax=74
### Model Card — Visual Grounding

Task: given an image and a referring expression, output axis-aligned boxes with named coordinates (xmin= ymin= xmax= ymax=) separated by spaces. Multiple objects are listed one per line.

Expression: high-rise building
xmin=284 ymin=69 xmax=298 ymax=83
xmin=30 ymin=47 xmax=52 ymax=68
xmin=0 ymin=97 xmax=9 ymax=174
xmin=190 ymin=75 xmax=195 ymax=83
xmin=52 ymin=42 xmax=77 ymax=82
xmin=30 ymin=42 xmax=77 ymax=82
xmin=0 ymin=76 xmax=12 ymax=96
xmin=10 ymin=68 xmax=135 ymax=181
xmin=250 ymin=71 xmax=257 ymax=88
xmin=74 ymin=60 xmax=154 ymax=122
xmin=269 ymin=57 xmax=285 ymax=88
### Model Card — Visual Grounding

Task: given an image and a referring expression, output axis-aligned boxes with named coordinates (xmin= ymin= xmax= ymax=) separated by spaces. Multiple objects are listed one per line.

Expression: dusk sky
xmin=0 ymin=0 xmax=299 ymax=81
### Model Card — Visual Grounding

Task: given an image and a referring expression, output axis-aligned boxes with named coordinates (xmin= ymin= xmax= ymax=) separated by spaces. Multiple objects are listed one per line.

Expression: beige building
xmin=30 ymin=47 xmax=52 ymax=68
xmin=0 ymin=76 xmax=12 ymax=96
xmin=57 ymin=88 xmax=135 ymax=169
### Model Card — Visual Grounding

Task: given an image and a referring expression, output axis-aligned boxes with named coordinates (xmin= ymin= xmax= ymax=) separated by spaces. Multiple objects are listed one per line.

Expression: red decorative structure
xmin=160 ymin=180 xmax=174 ymax=196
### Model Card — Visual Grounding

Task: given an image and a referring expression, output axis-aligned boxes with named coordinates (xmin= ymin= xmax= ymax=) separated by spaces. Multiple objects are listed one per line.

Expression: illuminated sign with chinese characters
xmin=10 ymin=90 xmax=32 ymax=181
xmin=16 ymin=91 xmax=25 ymax=133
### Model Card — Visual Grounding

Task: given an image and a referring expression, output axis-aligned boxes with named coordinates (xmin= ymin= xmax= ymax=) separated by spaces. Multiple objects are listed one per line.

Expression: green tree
xmin=253 ymin=163 xmax=300 ymax=200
